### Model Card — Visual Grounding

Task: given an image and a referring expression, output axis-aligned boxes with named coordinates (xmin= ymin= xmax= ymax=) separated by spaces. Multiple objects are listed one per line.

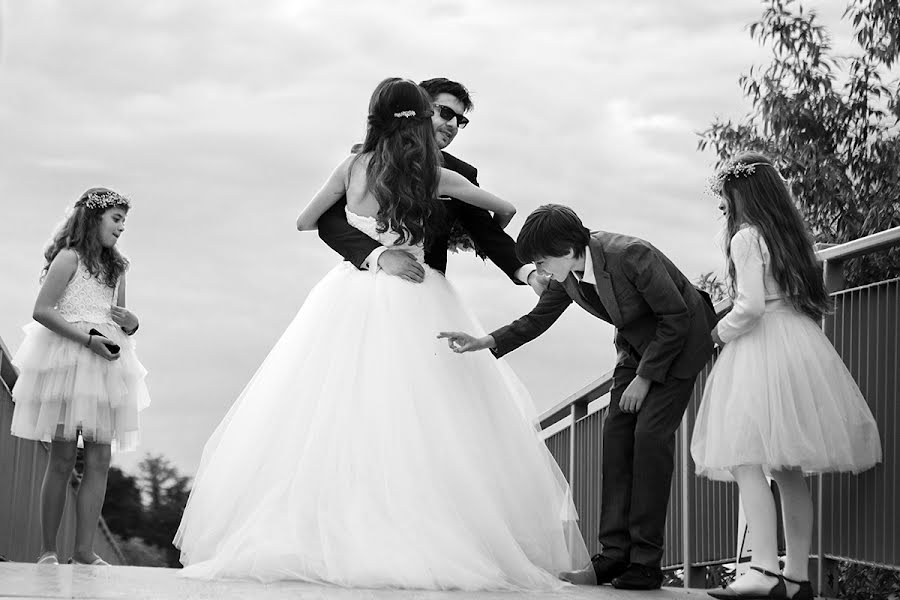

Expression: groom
xmin=317 ymin=77 xmax=544 ymax=293
xmin=439 ymin=204 xmax=717 ymax=590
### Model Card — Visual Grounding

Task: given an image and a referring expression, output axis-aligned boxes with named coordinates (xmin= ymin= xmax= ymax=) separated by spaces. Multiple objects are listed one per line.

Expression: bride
xmin=174 ymin=77 xmax=588 ymax=591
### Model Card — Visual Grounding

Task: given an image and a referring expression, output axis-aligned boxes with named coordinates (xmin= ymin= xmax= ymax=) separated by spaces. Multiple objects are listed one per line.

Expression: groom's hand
xmin=437 ymin=331 xmax=496 ymax=353
xmin=378 ymin=249 xmax=425 ymax=283
xmin=619 ymin=375 xmax=651 ymax=413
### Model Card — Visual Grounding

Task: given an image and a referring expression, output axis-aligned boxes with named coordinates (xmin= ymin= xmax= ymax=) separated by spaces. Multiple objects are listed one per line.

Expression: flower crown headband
xmin=708 ymin=161 xmax=770 ymax=195
xmin=367 ymin=108 xmax=433 ymax=132
xmin=378 ymin=108 xmax=433 ymax=120
xmin=76 ymin=189 xmax=131 ymax=211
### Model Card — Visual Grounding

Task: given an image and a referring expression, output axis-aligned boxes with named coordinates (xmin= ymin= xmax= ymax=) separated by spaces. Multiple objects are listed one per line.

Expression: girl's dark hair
xmin=515 ymin=204 xmax=591 ymax=263
xmin=720 ymin=152 xmax=830 ymax=320
xmin=42 ymin=187 xmax=130 ymax=287
xmin=357 ymin=77 xmax=444 ymax=247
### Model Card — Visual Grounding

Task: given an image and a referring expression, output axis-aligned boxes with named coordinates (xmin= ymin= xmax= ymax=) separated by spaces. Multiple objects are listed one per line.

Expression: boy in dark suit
xmin=439 ymin=204 xmax=717 ymax=590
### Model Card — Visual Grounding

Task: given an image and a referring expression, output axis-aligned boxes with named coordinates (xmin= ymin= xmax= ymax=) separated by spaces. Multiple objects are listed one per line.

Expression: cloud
xmin=0 ymin=0 xmax=849 ymax=475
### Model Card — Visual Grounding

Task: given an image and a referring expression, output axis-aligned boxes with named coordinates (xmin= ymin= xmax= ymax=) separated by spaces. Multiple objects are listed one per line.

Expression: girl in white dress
xmin=11 ymin=188 xmax=150 ymax=565
xmin=174 ymin=78 xmax=588 ymax=590
xmin=691 ymin=153 xmax=881 ymax=600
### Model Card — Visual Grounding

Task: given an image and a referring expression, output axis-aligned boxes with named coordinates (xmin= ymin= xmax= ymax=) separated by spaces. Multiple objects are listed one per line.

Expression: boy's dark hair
xmin=419 ymin=78 xmax=474 ymax=112
xmin=515 ymin=204 xmax=591 ymax=263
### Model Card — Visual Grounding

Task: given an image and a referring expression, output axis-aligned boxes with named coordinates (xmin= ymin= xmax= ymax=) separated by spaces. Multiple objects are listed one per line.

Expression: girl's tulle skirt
xmin=691 ymin=301 xmax=882 ymax=481
xmin=10 ymin=321 xmax=150 ymax=452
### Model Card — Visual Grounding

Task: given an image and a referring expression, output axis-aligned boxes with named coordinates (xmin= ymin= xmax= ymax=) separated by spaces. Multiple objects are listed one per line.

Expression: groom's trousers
xmin=597 ymin=360 xmax=697 ymax=569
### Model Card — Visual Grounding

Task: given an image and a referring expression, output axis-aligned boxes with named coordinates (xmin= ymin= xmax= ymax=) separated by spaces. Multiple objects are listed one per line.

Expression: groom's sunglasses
xmin=434 ymin=104 xmax=470 ymax=129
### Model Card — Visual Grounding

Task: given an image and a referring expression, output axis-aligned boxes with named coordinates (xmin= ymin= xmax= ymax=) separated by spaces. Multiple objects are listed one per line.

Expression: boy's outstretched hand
xmin=437 ymin=331 xmax=496 ymax=354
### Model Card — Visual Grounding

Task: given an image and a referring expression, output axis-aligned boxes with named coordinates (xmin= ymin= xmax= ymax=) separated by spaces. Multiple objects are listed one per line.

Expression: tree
xmin=102 ymin=467 xmax=144 ymax=540
xmin=695 ymin=271 xmax=729 ymax=305
xmin=699 ymin=0 xmax=900 ymax=287
xmin=137 ymin=454 xmax=192 ymax=567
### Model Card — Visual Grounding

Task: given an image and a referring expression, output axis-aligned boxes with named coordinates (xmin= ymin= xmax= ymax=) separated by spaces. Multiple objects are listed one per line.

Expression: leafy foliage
xmin=695 ymin=270 xmax=729 ymax=305
xmin=837 ymin=560 xmax=900 ymax=600
xmin=102 ymin=454 xmax=192 ymax=568
xmin=698 ymin=0 xmax=900 ymax=287
xmin=114 ymin=534 xmax=169 ymax=568
xmin=102 ymin=467 xmax=144 ymax=540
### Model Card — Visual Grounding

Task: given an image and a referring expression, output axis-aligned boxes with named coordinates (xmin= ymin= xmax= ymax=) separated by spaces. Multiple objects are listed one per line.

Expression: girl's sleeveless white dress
xmin=174 ymin=208 xmax=589 ymax=591
xmin=10 ymin=256 xmax=150 ymax=452
xmin=691 ymin=226 xmax=881 ymax=481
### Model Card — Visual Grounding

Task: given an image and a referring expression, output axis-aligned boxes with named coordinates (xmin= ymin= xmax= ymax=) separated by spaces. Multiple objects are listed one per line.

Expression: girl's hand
xmin=111 ymin=306 xmax=138 ymax=332
xmin=437 ymin=169 xmax=516 ymax=218
xmin=711 ymin=328 xmax=725 ymax=347
xmin=88 ymin=335 xmax=120 ymax=361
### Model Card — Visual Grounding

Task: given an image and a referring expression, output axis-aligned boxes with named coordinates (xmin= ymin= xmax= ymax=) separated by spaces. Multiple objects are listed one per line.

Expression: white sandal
xmin=37 ymin=551 xmax=59 ymax=565
xmin=68 ymin=556 xmax=110 ymax=566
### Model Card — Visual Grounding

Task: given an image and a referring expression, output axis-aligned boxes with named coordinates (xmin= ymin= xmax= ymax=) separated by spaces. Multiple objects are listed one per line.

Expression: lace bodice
xmin=57 ymin=256 xmax=118 ymax=324
xmin=345 ymin=207 xmax=426 ymax=264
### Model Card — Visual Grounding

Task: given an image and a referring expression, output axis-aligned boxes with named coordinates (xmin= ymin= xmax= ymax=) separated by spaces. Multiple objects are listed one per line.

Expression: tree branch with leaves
xmin=699 ymin=0 xmax=900 ymax=287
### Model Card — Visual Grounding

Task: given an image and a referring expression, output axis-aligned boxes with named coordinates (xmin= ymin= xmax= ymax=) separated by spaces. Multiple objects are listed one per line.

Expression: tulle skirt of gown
xmin=175 ymin=263 xmax=589 ymax=590
xmin=691 ymin=300 xmax=882 ymax=481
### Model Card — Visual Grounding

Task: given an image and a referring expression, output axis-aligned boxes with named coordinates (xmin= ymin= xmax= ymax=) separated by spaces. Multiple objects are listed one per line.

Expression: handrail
xmin=816 ymin=225 xmax=900 ymax=262
xmin=538 ymin=369 xmax=614 ymax=429
xmin=537 ymin=225 xmax=900 ymax=432
xmin=537 ymin=299 xmax=735 ymax=429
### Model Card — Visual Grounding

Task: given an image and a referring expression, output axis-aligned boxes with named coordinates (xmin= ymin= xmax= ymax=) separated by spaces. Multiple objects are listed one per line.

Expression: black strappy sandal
xmin=707 ymin=566 xmax=787 ymax=599
xmin=781 ymin=574 xmax=815 ymax=600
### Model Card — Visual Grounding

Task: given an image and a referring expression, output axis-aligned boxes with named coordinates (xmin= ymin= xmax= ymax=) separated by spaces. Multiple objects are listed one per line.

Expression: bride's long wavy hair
xmin=720 ymin=152 xmax=830 ymax=321
xmin=42 ymin=187 xmax=130 ymax=287
xmin=357 ymin=77 xmax=444 ymax=246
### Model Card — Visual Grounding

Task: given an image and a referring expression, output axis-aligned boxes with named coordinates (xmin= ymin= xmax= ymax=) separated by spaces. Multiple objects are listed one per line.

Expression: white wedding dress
xmin=174 ymin=208 xmax=589 ymax=591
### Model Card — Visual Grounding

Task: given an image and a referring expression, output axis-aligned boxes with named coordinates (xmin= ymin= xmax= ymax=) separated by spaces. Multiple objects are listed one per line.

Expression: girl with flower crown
xmin=175 ymin=77 xmax=589 ymax=590
xmin=10 ymin=187 xmax=151 ymax=566
xmin=691 ymin=153 xmax=881 ymax=600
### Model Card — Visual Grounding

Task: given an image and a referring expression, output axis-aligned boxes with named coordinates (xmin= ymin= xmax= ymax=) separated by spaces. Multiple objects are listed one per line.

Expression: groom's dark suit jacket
xmin=492 ymin=231 xmax=717 ymax=383
xmin=317 ymin=151 xmax=526 ymax=284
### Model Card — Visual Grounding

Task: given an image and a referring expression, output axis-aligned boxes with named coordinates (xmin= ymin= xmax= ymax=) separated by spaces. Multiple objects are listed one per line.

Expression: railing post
xmin=680 ymin=401 xmax=705 ymax=587
xmin=823 ymin=258 xmax=845 ymax=295
xmin=681 ymin=408 xmax=695 ymax=586
xmin=816 ymin=257 xmax=844 ymax=596
xmin=568 ymin=402 xmax=587 ymax=489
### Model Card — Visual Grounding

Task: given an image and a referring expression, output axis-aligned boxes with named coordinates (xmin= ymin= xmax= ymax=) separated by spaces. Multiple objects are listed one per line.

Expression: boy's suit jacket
xmin=491 ymin=231 xmax=717 ymax=383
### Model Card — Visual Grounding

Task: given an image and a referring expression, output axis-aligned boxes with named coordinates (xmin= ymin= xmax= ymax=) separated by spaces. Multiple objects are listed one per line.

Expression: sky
xmin=0 ymin=1 xmax=849 ymax=476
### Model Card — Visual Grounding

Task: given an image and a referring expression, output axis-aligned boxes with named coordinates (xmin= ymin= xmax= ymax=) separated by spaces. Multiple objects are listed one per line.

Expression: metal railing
xmin=539 ymin=226 xmax=900 ymax=591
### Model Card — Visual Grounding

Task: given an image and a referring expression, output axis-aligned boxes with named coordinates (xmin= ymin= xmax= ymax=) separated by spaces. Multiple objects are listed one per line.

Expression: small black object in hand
xmin=89 ymin=329 xmax=120 ymax=354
